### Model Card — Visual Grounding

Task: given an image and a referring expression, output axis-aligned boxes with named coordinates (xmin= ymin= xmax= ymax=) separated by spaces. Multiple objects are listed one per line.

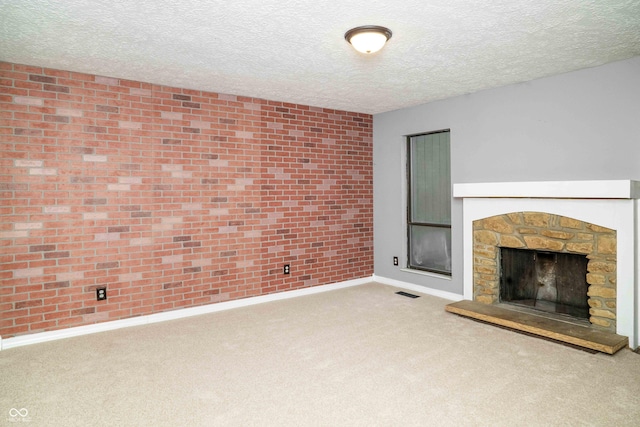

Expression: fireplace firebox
xmin=500 ymin=248 xmax=589 ymax=319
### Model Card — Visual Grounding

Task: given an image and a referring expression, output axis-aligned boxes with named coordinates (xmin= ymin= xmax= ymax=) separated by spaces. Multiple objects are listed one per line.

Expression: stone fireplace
xmin=453 ymin=180 xmax=640 ymax=349
xmin=473 ymin=212 xmax=616 ymax=331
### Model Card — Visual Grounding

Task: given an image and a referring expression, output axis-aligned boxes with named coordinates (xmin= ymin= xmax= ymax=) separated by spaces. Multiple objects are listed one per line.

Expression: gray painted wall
xmin=373 ymin=56 xmax=640 ymax=295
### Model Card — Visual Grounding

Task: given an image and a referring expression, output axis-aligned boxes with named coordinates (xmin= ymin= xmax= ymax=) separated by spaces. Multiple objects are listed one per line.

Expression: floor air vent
xmin=396 ymin=291 xmax=420 ymax=299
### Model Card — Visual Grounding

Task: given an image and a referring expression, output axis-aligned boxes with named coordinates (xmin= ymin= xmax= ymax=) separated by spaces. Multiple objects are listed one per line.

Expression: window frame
xmin=406 ymin=129 xmax=452 ymax=276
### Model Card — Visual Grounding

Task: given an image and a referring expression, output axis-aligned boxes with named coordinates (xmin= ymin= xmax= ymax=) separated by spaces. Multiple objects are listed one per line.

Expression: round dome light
xmin=345 ymin=25 xmax=392 ymax=54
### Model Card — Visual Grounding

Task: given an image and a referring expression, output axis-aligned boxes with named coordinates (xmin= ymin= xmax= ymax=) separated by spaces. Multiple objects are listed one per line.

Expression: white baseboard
xmin=1 ymin=276 xmax=372 ymax=351
xmin=372 ymin=274 xmax=464 ymax=302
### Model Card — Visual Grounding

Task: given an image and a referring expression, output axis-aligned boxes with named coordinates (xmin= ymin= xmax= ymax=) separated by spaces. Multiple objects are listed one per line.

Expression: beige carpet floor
xmin=2 ymin=282 xmax=640 ymax=426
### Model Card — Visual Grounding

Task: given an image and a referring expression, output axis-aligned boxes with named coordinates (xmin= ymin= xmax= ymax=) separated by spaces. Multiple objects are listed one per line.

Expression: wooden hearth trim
xmin=445 ymin=300 xmax=628 ymax=354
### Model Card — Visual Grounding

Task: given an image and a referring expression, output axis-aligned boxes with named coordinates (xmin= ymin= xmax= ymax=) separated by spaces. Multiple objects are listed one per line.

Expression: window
xmin=407 ymin=130 xmax=451 ymax=275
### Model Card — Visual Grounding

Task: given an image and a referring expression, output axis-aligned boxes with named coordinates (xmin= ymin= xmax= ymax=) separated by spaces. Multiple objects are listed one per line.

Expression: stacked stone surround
xmin=473 ymin=211 xmax=617 ymax=332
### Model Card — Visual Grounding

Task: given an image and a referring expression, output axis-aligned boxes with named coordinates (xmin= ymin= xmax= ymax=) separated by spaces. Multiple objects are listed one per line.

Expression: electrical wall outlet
xmin=393 ymin=256 xmax=399 ymax=266
xmin=96 ymin=287 xmax=107 ymax=301
xmin=283 ymin=264 xmax=290 ymax=274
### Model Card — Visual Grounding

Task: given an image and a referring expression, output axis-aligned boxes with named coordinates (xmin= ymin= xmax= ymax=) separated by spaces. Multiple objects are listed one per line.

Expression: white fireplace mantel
xmin=454 ymin=180 xmax=640 ymax=199
xmin=454 ymin=180 xmax=640 ymax=349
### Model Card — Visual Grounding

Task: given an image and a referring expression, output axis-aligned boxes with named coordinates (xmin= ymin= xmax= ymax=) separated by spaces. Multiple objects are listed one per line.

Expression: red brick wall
xmin=0 ymin=62 xmax=373 ymax=338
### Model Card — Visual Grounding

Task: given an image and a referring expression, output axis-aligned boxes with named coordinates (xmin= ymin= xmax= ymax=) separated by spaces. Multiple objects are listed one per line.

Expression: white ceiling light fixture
xmin=344 ymin=25 xmax=392 ymax=54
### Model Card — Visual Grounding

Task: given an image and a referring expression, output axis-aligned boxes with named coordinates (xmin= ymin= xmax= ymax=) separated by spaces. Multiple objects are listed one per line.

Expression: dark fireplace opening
xmin=500 ymin=248 xmax=589 ymax=319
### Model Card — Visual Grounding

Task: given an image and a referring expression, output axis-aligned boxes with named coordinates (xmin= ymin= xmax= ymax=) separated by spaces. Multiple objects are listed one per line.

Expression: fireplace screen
xmin=500 ymin=248 xmax=589 ymax=319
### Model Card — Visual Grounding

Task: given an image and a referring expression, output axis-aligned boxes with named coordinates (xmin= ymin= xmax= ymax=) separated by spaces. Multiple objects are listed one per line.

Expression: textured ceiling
xmin=1 ymin=0 xmax=639 ymax=114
